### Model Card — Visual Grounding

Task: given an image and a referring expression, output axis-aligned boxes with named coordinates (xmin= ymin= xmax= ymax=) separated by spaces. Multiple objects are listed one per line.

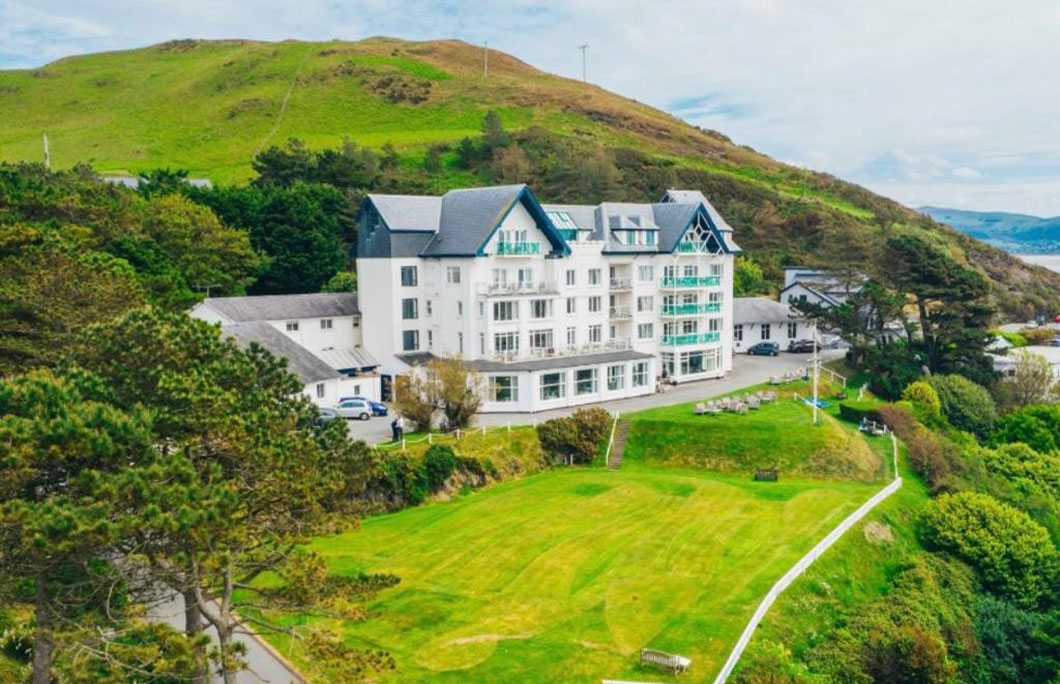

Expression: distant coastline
xmin=1017 ymin=253 xmax=1060 ymax=273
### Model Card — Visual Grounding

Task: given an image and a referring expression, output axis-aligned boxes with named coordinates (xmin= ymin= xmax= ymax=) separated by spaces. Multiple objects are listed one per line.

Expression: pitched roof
xmin=467 ymin=349 xmax=654 ymax=372
xmin=366 ymin=194 xmax=441 ymax=232
xmin=200 ymin=293 xmax=358 ymax=323
xmin=733 ymin=297 xmax=801 ymax=325
xmin=222 ymin=322 xmax=341 ymax=384
xmin=314 ymin=347 xmax=381 ymax=371
xmin=420 ymin=184 xmax=527 ymax=257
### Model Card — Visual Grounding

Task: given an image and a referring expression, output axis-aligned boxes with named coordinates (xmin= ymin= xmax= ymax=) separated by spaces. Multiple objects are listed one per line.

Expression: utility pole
xmin=42 ymin=133 xmax=50 ymax=169
xmin=812 ymin=320 xmax=820 ymax=426
xmin=483 ymin=41 xmax=489 ymax=79
xmin=578 ymin=44 xmax=589 ymax=82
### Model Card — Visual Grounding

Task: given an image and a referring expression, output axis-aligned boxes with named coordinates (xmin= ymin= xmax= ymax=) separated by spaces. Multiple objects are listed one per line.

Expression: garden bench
xmin=754 ymin=468 xmax=779 ymax=481
xmin=640 ymin=648 xmax=691 ymax=675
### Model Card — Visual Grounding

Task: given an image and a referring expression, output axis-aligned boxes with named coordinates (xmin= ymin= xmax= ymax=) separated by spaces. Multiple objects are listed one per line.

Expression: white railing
xmin=711 ymin=433 xmax=901 ymax=684
xmin=476 ymin=281 xmax=558 ymax=296
xmin=484 ymin=338 xmax=632 ymax=363
xmin=609 ymin=306 xmax=632 ymax=319
xmin=604 ymin=411 xmax=620 ymax=464
xmin=609 ymin=277 xmax=633 ymax=290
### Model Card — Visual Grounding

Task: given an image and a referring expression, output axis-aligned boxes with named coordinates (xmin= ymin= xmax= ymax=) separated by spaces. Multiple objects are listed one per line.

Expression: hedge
xmin=839 ymin=400 xmax=878 ymax=423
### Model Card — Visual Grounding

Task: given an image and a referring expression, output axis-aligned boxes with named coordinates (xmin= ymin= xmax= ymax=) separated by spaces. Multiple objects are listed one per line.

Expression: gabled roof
xmin=662 ymin=189 xmax=738 ymax=234
xmin=366 ymin=194 xmax=441 ymax=232
xmin=199 ymin=293 xmax=359 ymax=323
xmin=222 ymin=322 xmax=341 ymax=384
xmin=734 ymin=297 xmax=801 ymax=325
xmin=779 ymin=281 xmax=842 ymax=307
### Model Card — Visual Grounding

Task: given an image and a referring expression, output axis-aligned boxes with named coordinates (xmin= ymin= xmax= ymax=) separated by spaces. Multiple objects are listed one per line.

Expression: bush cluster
xmin=536 ymin=408 xmax=613 ymax=464
xmin=838 ymin=400 xmax=878 ymax=423
xmin=369 ymin=444 xmax=495 ymax=509
xmin=928 ymin=374 xmax=997 ymax=439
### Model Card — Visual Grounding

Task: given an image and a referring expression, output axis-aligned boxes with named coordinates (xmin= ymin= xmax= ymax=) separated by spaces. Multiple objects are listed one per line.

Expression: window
xmin=710 ymin=263 xmax=723 ymax=276
xmin=638 ymin=323 xmax=654 ymax=340
xmin=681 ymin=350 xmax=705 ymax=375
xmin=664 ymin=265 xmax=678 ymax=279
xmin=540 ymin=372 xmax=566 ymax=400
xmin=316 ymin=383 xmax=325 ymax=399
xmin=788 ymin=322 xmax=798 ymax=339
xmin=529 ymin=329 xmax=553 ymax=351
xmin=566 ymin=326 xmax=576 ymax=345
xmin=402 ymin=330 xmax=419 ymax=351
xmin=478 ymin=301 xmax=485 ymax=317
xmin=285 ymin=321 xmax=299 ymax=332
xmin=709 ymin=318 xmax=721 ymax=332
xmin=683 ymin=264 xmax=698 ymax=277
xmin=446 ymin=266 xmax=461 ymax=284
xmin=479 ymin=333 xmax=485 ymax=354
xmin=492 ymin=268 xmax=508 ymax=286
xmin=682 ymin=320 xmax=697 ymax=334
xmin=588 ymin=296 xmax=602 ymax=313
xmin=427 ymin=330 xmax=433 ymax=348
xmin=567 ymin=297 xmax=576 ymax=314
xmin=589 ymin=324 xmax=602 ymax=343
xmin=530 ymin=299 xmax=552 ymax=319
xmin=401 ymin=265 xmax=418 ymax=287
xmin=588 ymin=268 xmax=601 ymax=285
xmin=664 ymin=322 xmax=677 ymax=337
xmin=638 ymin=265 xmax=654 ymax=282
xmin=566 ymin=269 xmax=576 ymax=286
xmin=494 ymin=332 xmax=519 ymax=353
xmin=353 ymin=315 xmax=360 ymax=328
xmin=761 ymin=323 xmax=771 ymax=340
xmin=457 ymin=301 xmax=463 ymax=317
xmin=493 ymin=301 xmax=515 ymax=321
xmin=607 ymin=365 xmax=625 ymax=390
xmin=632 ymin=362 xmax=648 ymax=387
xmin=645 ymin=231 xmax=656 ymax=245
xmin=458 ymin=332 xmax=464 ymax=354
xmin=575 ymin=368 xmax=597 ymax=395
xmin=401 ymin=298 xmax=418 ymax=320
xmin=709 ymin=291 xmax=722 ymax=303
xmin=661 ymin=352 xmax=675 ymax=377
xmin=320 ymin=318 xmax=333 ymax=330
xmin=637 ymin=296 xmax=654 ymax=313
xmin=734 ymin=324 xmax=744 ymax=342
xmin=488 ymin=376 xmax=519 ymax=402
xmin=517 ymin=267 xmax=533 ymax=285
xmin=425 ymin=300 xmax=432 ymax=317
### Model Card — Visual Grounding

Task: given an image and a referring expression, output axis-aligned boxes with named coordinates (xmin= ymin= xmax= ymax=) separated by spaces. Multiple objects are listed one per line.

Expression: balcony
xmin=496 ymin=241 xmax=541 ymax=256
xmin=674 ymin=241 xmax=715 ymax=254
xmin=609 ymin=277 xmax=633 ymax=291
xmin=477 ymin=281 xmax=558 ymax=297
xmin=661 ymin=302 xmax=722 ymax=316
xmin=608 ymin=306 xmax=632 ymax=320
xmin=660 ymin=331 xmax=721 ymax=345
xmin=485 ymin=337 xmax=632 ymax=363
xmin=661 ymin=275 xmax=722 ymax=288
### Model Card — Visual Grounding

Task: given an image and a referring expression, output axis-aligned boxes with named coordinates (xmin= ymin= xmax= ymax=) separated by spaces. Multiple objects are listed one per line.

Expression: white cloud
xmin=2 ymin=1 xmax=1059 ymax=215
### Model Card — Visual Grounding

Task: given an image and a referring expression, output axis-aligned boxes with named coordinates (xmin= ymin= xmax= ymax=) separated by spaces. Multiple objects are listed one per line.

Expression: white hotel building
xmin=356 ymin=184 xmax=742 ymax=413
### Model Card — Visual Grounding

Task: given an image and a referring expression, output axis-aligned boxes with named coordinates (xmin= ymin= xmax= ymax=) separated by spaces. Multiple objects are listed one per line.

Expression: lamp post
xmin=812 ymin=319 xmax=819 ymax=426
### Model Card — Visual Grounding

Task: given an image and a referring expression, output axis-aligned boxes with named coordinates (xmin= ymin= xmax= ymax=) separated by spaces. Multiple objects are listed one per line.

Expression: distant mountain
xmin=918 ymin=206 xmax=1060 ymax=254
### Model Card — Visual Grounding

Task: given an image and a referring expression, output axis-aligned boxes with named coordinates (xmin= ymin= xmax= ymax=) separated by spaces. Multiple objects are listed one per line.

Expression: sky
xmin=3 ymin=0 xmax=1060 ymax=216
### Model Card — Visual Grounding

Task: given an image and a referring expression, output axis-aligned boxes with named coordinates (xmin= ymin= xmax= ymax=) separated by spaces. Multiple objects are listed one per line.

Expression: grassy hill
xmin=1 ymin=37 xmax=1058 ymax=317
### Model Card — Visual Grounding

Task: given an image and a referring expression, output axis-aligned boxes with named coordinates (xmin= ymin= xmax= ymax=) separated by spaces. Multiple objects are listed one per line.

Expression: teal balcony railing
xmin=661 ymin=302 xmax=722 ymax=315
xmin=661 ymin=331 xmax=721 ymax=345
xmin=496 ymin=241 xmax=541 ymax=255
xmin=661 ymin=275 xmax=722 ymax=288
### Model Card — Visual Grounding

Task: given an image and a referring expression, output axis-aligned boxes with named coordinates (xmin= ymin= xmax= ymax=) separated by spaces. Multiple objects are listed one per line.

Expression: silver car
xmin=335 ymin=398 xmax=372 ymax=421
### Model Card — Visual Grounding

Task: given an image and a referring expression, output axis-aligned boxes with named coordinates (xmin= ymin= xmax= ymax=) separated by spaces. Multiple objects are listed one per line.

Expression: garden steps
xmin=608 ymin=420 xmax=630 ymax=469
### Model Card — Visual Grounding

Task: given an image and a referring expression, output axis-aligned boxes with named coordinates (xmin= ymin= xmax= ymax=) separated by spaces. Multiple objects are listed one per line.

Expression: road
xmin=348 ymin=350 xmax=843 ymax=445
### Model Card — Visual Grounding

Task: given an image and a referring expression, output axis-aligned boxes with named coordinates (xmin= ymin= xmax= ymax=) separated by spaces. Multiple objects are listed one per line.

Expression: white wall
xmin=267 ymin=315 xmax=360 ymax=352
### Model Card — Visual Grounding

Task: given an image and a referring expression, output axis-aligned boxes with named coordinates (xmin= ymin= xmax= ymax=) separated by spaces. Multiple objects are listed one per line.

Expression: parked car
xmin=787 ymin=339 xmax=816 ymax=353
xmin=338 ymin=396 xmax=388 ymax=416
xmin=315 ymin=407 xmax=340 ymax=425
xmin=1049 ymin=338 xmax=1060 ymax=347
xmin=335 ymin=398 xmax=373 ymax=420
xmin=747 ymin=341 xmax=780 ymax=356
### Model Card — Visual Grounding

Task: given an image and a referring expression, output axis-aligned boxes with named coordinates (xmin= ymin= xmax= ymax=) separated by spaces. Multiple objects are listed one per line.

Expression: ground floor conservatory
xmin=659 ymin=345 xmax=725 ymax=383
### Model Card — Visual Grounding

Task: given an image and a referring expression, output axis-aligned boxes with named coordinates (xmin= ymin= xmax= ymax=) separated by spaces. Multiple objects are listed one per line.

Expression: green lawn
xmin=269 ymin=466 xmax=878 ymax=684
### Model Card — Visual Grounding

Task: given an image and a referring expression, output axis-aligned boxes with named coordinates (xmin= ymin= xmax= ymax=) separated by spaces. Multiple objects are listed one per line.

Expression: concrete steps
xmin=608 ymin=420 xmax=630 ymax=469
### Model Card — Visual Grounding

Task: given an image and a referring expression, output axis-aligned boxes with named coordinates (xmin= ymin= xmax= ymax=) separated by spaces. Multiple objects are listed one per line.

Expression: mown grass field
xmin=271 ymin=466 xmax=878 ymax=684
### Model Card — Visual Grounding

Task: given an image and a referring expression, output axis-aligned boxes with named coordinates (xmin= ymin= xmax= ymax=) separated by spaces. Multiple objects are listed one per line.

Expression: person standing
xmin=394 ymin=414 xmax=405 ymax=442
xmin=390 ymin=416 xmax=399 ymax=442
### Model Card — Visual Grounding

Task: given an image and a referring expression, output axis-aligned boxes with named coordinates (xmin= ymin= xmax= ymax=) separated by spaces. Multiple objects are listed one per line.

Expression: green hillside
xmin=1 ymin=37 xmax=1057 ymax=317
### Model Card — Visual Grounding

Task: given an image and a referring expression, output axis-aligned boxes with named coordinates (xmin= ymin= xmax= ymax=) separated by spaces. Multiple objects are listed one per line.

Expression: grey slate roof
xmin=467 ymin=349 xmax=654 ymax=373
xmin=315 ymin=347 xmax=381 ymax=371
xmin=420 ymin=184 xmax=527 ymax=257
xmin=366 ymin=194 xmax=442 ymax=231
xmin=734 ymin=297 xmax=801 ymax=325
xmin=222 ymin=322 xmax=341 ymax=384
xmin=201 ymin=293 xmax=358 ymax=323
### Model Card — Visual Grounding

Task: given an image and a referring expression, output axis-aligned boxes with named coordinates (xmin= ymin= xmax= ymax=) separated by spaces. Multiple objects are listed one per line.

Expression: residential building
xmin=189 ymin=293 xmax=381 ymax=405
xmin=355 ymin=184 xmax=741 ymax=412
xmin=780 ymin=266 xmax=862 ymax=308
xmin=733 ymin=297 xmax=807 ymax=352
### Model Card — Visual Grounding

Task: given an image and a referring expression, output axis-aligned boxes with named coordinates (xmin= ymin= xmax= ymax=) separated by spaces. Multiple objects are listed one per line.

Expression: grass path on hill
xmin=270 ymin=467 xmax=877 ymax=684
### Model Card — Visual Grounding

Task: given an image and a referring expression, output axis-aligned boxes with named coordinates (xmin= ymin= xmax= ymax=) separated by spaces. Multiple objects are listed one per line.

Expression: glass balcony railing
xmin=496 ymin=241 xmax=541 ymax=255
xmin=661 ymin=275 xmax=722 ymax=288
xmin=661 ymin=302 xmax=722 ymax=315
xmin=676 ymin=241 xmax=716 ymax=253
xmin=660 ymin=331 xmax=721 ymax=345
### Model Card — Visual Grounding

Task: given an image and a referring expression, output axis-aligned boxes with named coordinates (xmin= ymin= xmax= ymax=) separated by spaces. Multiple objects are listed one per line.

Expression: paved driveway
xmin=347 ymin=350 xmax=843 ymax=445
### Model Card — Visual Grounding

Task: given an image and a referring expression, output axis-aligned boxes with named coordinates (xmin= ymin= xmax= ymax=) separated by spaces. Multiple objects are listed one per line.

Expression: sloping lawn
xmin=269 ymin=467 xmax=877 ymax=684
xmin=623 ymin=396 xmax=883 ymax=482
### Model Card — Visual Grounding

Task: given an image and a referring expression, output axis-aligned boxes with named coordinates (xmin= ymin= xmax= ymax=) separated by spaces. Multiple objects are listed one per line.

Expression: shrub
xmin=991 ymin=405 xmax=1060 ymax=453
xmin=536 ymin=407 xmax=613 ymax=464
xmin=423 ymin=444 xmax=457 ymax=492
xmin=902 ymin=380 xmax=942 ymax=418
xmin=839 ymin=400 xmax=877 ymax=423
xmin=1020 ymin=327 xmax=1057 ymax=345
xmin=921 ymin=492 xmax=1058 ymax=607
xmin=927 ymin=374 xmax=997 ymax=439
xmin=991 ymin=329 xmax=1028 ymax=348
xmin=982 ymin=442 xmax=1060 ymax=500
xmin=374 ymin=452 xmax=428 ymax=506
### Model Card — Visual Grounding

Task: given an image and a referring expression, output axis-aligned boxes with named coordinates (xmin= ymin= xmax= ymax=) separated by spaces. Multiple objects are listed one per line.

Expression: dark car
xmin=747 ymin=341 xmax=780 ymax=356
xmin=339 ymin=396 xmax=389 ymax=416
xmin=787 ymin=339 xmax=816 ymax=353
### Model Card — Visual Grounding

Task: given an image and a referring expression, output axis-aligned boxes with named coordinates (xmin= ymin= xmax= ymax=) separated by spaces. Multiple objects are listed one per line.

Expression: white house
xmin=355 ymin=184 xmax=741 ymax=412
xmin=733 ymin=297 xmax=808 ymax=352
xmin=779 ymin=266 xmax=861 ymax=308
xmin=190 ymin=293 xmax=382 ymax=406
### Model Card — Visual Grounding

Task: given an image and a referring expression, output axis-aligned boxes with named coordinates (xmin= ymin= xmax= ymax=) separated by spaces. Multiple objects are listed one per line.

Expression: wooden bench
xmin=640 ymin=648 xmax=691 ymax=675
xmin=754 ymin=468 xmax=779 ymax=482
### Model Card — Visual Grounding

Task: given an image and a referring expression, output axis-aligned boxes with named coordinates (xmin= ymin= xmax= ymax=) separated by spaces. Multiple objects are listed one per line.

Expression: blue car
xmin=339 ymin=396 xmax=388 ymax=416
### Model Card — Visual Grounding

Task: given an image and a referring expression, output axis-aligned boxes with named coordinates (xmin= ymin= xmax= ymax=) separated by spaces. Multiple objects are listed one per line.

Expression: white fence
xmin=369 ymin=421 xmax=517 ymax=451
xmin=711 ymin=433 xmax=901 ymax=684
